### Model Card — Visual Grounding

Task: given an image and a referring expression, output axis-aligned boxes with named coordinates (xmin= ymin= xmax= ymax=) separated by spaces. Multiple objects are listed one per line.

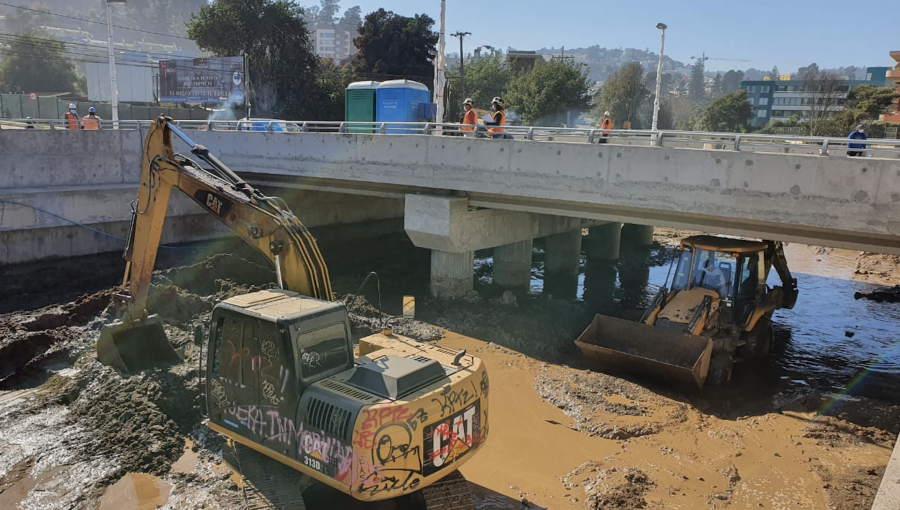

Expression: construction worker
xmin=599 ymin=111 xmax=612 ymax=143
xmin=461 ymin=98 xmax=477 ymax=137
xmin=64 ymin=103 xmax=80 ymax=130
xmin=484 ymin=96 xmax=506 ymax=138
xmin=82 ymin=107 xmax=101 ymax=130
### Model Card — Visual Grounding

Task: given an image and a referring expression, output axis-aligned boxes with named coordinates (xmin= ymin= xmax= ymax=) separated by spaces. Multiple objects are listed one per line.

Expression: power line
xmin=0 ymin=1 xmax=195 ymax=42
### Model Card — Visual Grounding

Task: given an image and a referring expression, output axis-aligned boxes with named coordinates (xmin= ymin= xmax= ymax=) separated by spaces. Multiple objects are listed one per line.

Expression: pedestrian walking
xmin=847 ymin=124 xmax=867 ymax=157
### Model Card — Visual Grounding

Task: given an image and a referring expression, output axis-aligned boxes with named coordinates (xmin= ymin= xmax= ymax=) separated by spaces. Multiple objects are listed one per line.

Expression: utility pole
xmin=551 ymin=45 xmax=574 ymax=62
xmin=450 ymin=31 xmax=470 ymax=98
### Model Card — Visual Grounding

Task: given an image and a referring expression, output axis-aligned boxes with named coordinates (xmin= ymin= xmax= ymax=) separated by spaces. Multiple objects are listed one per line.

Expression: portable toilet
xmin=345 ymin=80 xmax=379 ymax=133
xmin=375 ymin=79 xmax=431 ymax=134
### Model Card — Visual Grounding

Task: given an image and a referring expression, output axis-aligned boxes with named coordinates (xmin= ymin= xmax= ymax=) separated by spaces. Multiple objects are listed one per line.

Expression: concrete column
xmin=584 ymin=222 xmax=622 ymax=261
xmin=621 ymin=223 xmax=654 ymax=248
xmin=430 ymin=250 xmax=474 ymax=298
xmin=493 ymin=239 xmax=533 ymax=292
xmin=543 ymin=230 xmax=583 ymax=299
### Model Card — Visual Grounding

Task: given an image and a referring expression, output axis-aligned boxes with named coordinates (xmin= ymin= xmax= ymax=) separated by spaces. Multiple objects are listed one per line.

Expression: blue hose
xmin=0 ymin=198 xmax=196 ymax=251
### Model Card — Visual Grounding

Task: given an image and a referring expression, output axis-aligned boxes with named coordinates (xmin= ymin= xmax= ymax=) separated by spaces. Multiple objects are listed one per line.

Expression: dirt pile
xmin=855 ymin=253 xmax=900 ymax=280
xmin=534 ymin=365 xmax=689 ymax=440
xmin=562 ymin=462 xmax=656 ymax=509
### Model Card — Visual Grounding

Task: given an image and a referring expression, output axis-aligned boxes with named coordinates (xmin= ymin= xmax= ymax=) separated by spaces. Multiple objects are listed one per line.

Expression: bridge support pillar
xmin=430 ymin=250 xmax=474 ymax=298
xmin=493 ymin=239 xmax=533 ymax=292
xmin=543 ymin=230 xmax=583 ymax=299
xmin=582 ymin=223 xmax=621 ymax=307
xmin=584 ymin=223 xmax=622 ymax=261
xmin=622 ymin=224 xmax=654 ymax=248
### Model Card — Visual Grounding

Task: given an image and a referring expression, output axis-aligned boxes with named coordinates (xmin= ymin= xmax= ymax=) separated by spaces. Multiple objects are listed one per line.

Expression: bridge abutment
xmin=622 ymin=224 xmax=654 ymax=248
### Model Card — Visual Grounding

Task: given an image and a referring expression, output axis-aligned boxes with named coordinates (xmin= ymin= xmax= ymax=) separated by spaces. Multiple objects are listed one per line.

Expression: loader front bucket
xmin=575 ymin=314 xmax=713 ymax=388
xmin=97 ymin=315 xmax=182 ymax=373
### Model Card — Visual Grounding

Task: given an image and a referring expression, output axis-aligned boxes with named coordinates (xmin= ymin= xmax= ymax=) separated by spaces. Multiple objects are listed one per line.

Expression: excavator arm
xmin=765 ymin=241 xmax=798 ymax=310
xmin=100 ymin=116 xmax=333 ymax=372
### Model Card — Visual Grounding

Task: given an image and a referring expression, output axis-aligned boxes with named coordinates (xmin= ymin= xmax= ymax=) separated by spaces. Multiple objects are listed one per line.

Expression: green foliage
xmin=595 ymin=62 xmax=648 ymax=128
xmin=689 ymin=60 xmax=706 ymax=103
xmin=351 ymin=8 xmax=438 ymax=82
xmin=505 ymin=60 xmax=592 ymax=125
xmin=3 ymin=5 xmax=50 ymax=34
xmin=188 ymin=0 xmax=319 ymax=118
xmin=721 ymin=70 xmax=744 ymax=95
xmin=847 ymin=85 xmax=897 ymax=118
xmin=696 ymin=90 xmax=752 ymax=132
xmin=0 ymin=32 xmax=79 ymax=93
xmin=445 ymin=55 xmax=511 ymax=119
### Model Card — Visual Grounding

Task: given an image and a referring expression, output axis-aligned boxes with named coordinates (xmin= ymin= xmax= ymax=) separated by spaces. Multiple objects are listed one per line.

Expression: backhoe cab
xmin=576 ymin=235 xmax=798 ymax=387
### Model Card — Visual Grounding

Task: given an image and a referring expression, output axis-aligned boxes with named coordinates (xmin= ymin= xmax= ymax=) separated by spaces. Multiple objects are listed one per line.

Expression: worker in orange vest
xmin=64 ymin=103 xmax=80 ymax=130
xmin=460 ymin=98 xmax=477 ymax=137
xmin=82 ymin=107 xmax=101 ymax=130
xmin=599 ymin=111 xmax=612 ymax=143
xmin=484 ymin=96 xmax=506 ymax=138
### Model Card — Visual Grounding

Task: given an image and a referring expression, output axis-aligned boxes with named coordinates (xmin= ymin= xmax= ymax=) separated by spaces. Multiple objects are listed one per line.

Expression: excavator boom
xmin=99 ymin=116 xmax=332 ymax=372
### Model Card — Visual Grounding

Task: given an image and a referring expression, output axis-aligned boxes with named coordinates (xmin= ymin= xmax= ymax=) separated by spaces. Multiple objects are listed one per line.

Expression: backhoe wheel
xmin=706 ymin=353 xmax=733 ymax=386
xmin=739 ymin=317 xmax=774 ymax=361
xmin=421 ymin=470 xmax=474 ymax=510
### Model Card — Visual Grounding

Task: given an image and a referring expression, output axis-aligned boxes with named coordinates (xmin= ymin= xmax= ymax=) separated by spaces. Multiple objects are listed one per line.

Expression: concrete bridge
xmin=2 ymin=124 xmax=900 ymax=297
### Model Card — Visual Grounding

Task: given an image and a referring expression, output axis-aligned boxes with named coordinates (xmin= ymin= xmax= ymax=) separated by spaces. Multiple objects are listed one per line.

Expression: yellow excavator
xmin=576 ymin=235 xmax=798 ymax=387
xmin=97 ymin=117 xmax=488 ymax=507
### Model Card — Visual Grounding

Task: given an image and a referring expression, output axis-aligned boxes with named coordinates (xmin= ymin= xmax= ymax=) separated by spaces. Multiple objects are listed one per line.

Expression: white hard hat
xmin=463 ymin=98 xmax=474 ymax=106
xmin=603 ymin=111 xmax=610 ymax=116
xmin=68 ymin=103 xmax=76 ymax=109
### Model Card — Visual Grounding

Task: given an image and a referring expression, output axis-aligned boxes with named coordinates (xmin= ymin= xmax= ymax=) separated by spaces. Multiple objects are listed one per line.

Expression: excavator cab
xmin=576 ymin=235 xmax=797 ymax=387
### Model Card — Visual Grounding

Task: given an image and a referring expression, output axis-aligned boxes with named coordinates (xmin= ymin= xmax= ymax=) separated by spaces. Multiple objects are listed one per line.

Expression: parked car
xmin=235 ymin=118 xmax=303 ymax=133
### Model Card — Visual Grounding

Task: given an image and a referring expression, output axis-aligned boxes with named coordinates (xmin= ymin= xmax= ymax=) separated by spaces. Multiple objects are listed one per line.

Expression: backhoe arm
xmin=123 ymin=116 xmax=333 ymax=313
xmin=765 ymin=241 xmax=798 ymax=309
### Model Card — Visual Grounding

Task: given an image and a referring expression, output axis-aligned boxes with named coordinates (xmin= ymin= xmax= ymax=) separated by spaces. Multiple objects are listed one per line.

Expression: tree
xmin=188 ymin=0 xmax=319 ymax=118
xmin=338 ymin=6 xmax=362 ymax=33
xmin=769 ymin=66 xmax=779 ymax=80
xmin=445 ymin=55 xmax=511 ymax=120
xmin=3 ymin=4 xmax=50 ymax=35
xmin=505 ymin=60 xmax=591 ymax=125
xmin=595 ymin=62 xmax=648 ymax=128
xmin=803 ymin=70 xmax=845 ymax=136
xmin=0 ymin=32 xmax=80 ymax=93
xmin=316 ymin=0 xmax=341 ymax=27
xmin=711 ymin=73 xmax=723 ymax=98
xmin=309 ymin=60 xmax=353 ymax=120
xmin=352 ymin=8 xmax=438 ymax=82
xmin=795 ymin=62 xmax=819 ymax=80
xmin=721 ymin=70 xmax=744 ymax=95
xmin=846 ymin=85 xmax=897 ymax=119
xmin=689 ymin=59 xmax=706 ymax=103
xmin=696 ymin=90 xmax=752 ymax=132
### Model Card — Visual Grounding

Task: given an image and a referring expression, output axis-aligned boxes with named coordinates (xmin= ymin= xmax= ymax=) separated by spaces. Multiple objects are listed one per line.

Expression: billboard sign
xmin=159 ymin=57 xmax=245 ymax=104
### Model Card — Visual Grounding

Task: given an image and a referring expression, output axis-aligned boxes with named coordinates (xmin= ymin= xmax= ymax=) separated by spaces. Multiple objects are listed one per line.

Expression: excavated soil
xmin=1 ymin=231 xmax=899 ymax=509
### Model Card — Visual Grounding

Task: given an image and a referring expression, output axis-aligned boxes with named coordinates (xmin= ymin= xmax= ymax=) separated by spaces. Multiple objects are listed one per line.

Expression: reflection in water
xmin=477 ymin=241 xmax=900 ymax=399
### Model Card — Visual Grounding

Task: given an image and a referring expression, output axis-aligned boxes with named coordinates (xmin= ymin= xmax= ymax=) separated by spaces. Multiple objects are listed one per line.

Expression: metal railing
xmin=2 ymin=118 xmax=899 ymax=159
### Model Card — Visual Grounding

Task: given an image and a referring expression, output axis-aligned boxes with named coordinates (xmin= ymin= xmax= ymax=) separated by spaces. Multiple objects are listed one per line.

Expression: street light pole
xmin=106 ymin=0 xmax=126 ymax=127
xmin=651 ymin=22 xmax=667 ymax=133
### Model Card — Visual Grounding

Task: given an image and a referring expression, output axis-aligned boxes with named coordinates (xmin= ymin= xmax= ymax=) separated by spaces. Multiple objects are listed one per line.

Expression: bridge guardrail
xmin=2 ymin=118 xmax=898 ymax=159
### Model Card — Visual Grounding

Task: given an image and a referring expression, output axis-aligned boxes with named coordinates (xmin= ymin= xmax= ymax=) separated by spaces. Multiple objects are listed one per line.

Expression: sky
xmin=296 ymin=0 xmax=898 ymax=73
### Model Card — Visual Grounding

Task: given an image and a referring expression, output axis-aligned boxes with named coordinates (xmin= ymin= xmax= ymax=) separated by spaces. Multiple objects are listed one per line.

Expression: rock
xmin=500 ymin=290 xmax=518 ymax=307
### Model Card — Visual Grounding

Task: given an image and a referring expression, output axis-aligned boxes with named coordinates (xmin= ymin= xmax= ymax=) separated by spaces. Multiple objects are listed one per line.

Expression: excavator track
xmin=421 ymin=470 xmax=474 ymax=510
xmin=225 ymin=441 xmax=309 ymax=510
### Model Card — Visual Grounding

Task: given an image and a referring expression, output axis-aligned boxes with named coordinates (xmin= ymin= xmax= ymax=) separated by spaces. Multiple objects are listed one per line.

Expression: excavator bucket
xmin=575 ymin=314 xmax=714 ymax=388
xmin=97 ymin=315 xmax=182 ymax=372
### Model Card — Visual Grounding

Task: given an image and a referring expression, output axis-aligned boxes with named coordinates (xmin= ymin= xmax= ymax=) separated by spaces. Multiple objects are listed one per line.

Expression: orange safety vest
xmin=64 ymin=112 xmax=80 ymax=130
xmin=488 ymin=110 xmax=505 ymax=134
xmin=461 ymin=109 xmax=477 ymax=132
xmin=82 ymin=115 xmax=100 ymax=130
xmin=601 ymin=117 xmax=612 ymax=136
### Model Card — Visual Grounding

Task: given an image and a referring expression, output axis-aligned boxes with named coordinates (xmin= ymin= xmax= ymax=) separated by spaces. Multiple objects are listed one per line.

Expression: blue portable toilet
xmin=345 ymin=80 xmax=380 ymax=133
xmin=375 ymin=79 xmax=431 ymax=134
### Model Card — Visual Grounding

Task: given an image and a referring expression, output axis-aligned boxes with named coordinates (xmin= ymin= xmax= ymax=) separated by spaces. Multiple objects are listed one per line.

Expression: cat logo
xmin=194 ymin=190 xmax=231 ymax=218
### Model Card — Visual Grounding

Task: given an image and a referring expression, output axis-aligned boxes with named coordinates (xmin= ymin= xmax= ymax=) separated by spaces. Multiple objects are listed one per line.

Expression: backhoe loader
xmin=97 ymin=117 xmax=488 ymax=507
xmin=576 ymin=235 xmax=798 ymax=387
